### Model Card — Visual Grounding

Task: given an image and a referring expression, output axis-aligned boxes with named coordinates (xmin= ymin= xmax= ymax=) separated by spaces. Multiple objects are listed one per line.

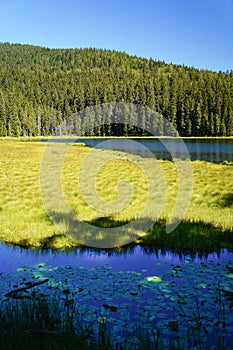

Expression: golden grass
xmin=0 ymin=140 xmax=232 ymax=248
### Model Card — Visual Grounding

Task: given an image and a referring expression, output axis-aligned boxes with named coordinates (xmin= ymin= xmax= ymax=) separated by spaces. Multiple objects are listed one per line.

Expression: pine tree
xmin=0 ymin=92 xmax=7 ymax=136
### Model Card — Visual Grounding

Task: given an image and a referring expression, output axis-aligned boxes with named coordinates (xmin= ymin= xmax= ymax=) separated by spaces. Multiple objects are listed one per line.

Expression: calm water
xmin=1 ymin=242 xmax=233 ymax=275
xmin=83 ymin=138 xmax=233 ymax=162
xmin=2 ymin=242 xmax=233 ymax=347
xmin=42 ymin=137 xmax=233 ymax=162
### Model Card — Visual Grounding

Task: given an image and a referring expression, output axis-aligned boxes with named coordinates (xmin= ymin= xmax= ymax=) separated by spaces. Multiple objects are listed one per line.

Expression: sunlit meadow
xmin=0 ymin=139 xmax=232 ymax=249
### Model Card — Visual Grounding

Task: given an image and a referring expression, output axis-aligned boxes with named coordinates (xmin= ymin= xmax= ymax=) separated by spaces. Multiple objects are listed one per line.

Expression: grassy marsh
xmin=0 ymin=140 xmax=232 ymax=249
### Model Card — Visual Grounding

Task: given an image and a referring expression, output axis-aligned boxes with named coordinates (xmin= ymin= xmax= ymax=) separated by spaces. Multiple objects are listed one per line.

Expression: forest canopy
xmin=0 ymin=43 xmax=232 ymax=137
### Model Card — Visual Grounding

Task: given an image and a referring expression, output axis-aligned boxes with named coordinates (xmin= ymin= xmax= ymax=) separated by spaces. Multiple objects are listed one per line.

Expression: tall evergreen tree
xmin=0 ymin=43 xmax=232 ymax=137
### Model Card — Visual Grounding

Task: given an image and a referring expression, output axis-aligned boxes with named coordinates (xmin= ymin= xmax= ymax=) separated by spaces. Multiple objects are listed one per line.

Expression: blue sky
xmin=0 ymin=0 xmax=232 ymax=72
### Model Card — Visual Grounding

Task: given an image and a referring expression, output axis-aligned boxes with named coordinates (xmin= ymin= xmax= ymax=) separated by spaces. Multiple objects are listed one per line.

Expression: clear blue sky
xmin=0 ymin=0 xmax=232 ymax=72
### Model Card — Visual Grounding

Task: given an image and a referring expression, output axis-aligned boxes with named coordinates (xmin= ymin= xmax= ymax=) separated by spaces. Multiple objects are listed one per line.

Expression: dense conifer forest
xmin=0 ymin=42 xmax=232 ymax=137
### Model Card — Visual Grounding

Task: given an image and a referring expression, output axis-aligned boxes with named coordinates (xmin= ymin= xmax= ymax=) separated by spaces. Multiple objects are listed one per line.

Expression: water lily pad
xmin=145 ymin=276 xmax=162 ymax=283
xmin=16 ymin=267 xmax=27 ymax=272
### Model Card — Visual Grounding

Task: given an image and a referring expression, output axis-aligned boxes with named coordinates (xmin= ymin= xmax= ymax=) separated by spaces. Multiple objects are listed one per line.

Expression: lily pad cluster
xmin=1 ymin=259 xmax=233 ymax=348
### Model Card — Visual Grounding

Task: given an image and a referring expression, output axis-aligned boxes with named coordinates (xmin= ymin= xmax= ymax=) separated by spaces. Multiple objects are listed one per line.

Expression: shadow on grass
xmin=219 ymin=193 xmax=233 ymax=208
xmin=88 ymin=216 xmax=128 ymax=228
xmin=28 ymin=210 xmax=233 ymax=255
xmin=17 ymin=234 xmax=76 ymax=250
xmin=139 ymin=218 xmax=233 ymax=253
xmin=39 ymin=234 xmax=72 ymax=249
xmin=45 ymin=210 xmax=151 ymax=248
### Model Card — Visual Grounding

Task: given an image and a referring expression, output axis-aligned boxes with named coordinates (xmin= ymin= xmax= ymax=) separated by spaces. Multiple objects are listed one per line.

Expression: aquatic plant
xmin=1 ymin=260 xmax=233 ymax=349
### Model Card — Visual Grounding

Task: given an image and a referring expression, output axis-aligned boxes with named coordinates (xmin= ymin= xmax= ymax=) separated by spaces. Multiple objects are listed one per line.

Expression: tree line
xmin=0 ymin=43 xmax=233 ymax=137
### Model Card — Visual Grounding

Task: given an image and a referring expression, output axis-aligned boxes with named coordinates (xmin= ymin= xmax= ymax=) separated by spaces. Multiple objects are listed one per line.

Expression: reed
xmin=0 ymin=292 xmax=229 ymax=350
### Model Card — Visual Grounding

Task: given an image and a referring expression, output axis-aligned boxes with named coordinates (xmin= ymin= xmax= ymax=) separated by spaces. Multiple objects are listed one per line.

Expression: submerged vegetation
xmin=1 ymin=260 xmax=233 ymax=349
xmin=0 ymin=140 xmax=232 ymax=250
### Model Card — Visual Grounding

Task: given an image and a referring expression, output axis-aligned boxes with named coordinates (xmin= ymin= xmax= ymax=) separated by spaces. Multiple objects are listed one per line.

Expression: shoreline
xmin=1 ymin=135 xmax=233 ymax=142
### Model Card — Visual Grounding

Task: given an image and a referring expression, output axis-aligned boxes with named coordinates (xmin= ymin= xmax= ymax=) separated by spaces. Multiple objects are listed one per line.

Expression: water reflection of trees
xmin=76 ymin=244 xmax=225 ymax=261
xmin=4 ymin=240 xmax=229 ymax=262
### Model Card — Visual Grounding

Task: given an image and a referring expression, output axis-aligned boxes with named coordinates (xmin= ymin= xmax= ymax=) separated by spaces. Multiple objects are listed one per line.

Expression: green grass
xmin=0 ymin=140 xmax=232 ymax=249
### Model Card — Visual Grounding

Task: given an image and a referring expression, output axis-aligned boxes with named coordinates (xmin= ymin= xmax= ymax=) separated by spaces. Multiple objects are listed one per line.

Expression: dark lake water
xmin=2 ymin=242 xmax=233 ymax=347
xmin=42 ymin=137 xmax=233 ymax=162
xmin=84 ymin=138 xmax=233 ymax=162
xmin=1 ymin=242 xmax=233 ymax=275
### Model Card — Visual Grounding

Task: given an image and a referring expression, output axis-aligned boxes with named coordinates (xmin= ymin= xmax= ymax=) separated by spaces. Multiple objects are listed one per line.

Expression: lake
xmin=41 ymin=137 xmax=233 ymax=162
xmin=1 ymin=242 xmax=233 ymax=348
xmin=1 ymin=242 xmax=233 ymax=274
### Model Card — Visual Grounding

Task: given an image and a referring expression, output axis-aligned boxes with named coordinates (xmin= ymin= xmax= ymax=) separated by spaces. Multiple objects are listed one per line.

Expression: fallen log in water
xmin=5 ymin=278 xmax=49 ymax=297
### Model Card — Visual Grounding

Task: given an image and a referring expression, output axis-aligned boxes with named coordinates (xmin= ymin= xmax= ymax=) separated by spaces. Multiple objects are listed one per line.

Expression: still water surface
xmin=69 ymin=137 xmax=233 ymax=162
xmin=1 ymin=242 xmax=233 ymax=274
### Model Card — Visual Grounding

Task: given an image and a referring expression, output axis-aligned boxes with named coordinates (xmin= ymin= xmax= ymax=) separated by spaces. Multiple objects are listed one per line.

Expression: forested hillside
xmin=0 ymin=43 xmax=232 ymax=137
